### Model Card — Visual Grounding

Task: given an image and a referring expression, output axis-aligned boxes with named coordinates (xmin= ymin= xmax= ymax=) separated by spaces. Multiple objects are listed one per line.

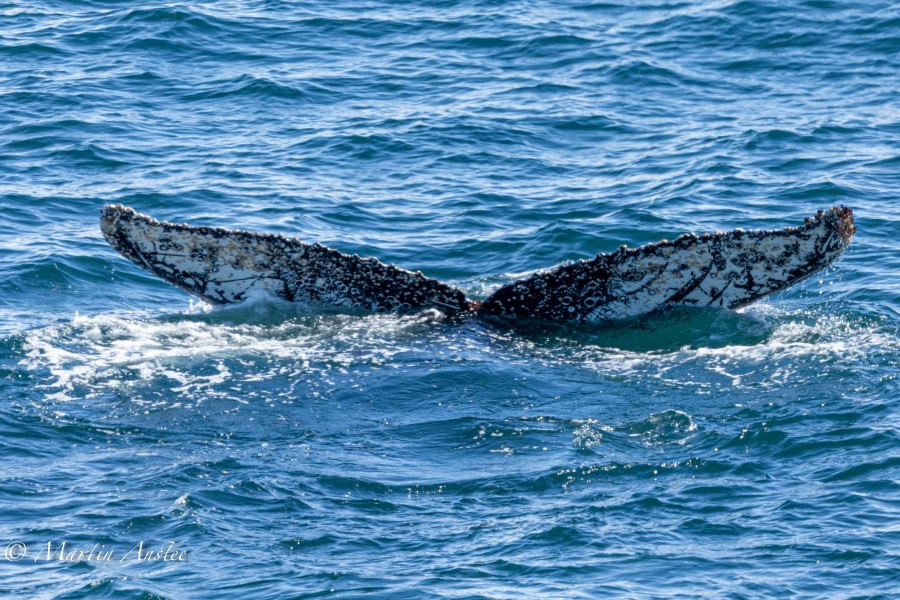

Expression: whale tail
xmin=100 ymin=204 xmax=470 ymax=315
xmin=477 ymin=206 xmax=855 ymax=322
xmin=101 ymin=205 xmax=854 ymax=322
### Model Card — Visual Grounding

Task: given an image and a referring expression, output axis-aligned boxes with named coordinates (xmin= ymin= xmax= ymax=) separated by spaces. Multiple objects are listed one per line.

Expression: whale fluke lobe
xmin=101 ymin=204 xmax=854 ymax=322
xmin=100 ymin=204 xmax=471 ymax=314
xmin=478 ymin=206 xmax=855 ymax=322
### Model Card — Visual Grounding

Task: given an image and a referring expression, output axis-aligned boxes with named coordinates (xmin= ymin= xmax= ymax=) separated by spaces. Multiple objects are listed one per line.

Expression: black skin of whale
xmin=101 ymin=204 xmax=855 ymax=323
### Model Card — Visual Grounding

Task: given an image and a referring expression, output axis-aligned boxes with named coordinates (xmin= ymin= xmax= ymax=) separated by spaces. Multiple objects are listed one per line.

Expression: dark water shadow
xmin=481 ymin=306 xmax=774 ymax=353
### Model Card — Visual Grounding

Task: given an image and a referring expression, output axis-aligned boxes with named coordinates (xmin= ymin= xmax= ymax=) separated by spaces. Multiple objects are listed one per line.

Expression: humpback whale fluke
xmin=479 ymin=206 xmax=855 ymax=321
xmin=100 ymin=204 xmax=470 ymax=314
xmin=101 ymin=204 xmax=854 ymax=322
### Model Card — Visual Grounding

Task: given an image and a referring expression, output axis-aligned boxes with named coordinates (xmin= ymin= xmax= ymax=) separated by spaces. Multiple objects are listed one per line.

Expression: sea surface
xmin=1 ymin=1 xmax=898 ymax=597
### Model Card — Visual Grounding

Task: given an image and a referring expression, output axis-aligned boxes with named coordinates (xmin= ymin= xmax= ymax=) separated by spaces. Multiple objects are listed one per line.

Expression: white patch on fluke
xmin=100 ymin=204 xmax=470 ymax=315
xmin=480 ymin=206 xmax=855 ymax=322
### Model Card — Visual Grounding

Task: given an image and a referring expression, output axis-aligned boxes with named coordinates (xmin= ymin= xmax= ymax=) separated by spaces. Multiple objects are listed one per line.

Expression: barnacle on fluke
xmin=101 ymin=204 xmax=855 ymax=322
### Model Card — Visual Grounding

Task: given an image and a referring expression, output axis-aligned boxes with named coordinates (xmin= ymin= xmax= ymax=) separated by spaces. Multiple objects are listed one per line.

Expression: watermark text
xmin=4 ymin=541 xmax=188 ymax=564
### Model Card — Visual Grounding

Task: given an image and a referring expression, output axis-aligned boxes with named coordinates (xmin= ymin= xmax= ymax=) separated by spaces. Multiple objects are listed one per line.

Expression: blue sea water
xmin=1 ymin=0 xmax=899 ymax=597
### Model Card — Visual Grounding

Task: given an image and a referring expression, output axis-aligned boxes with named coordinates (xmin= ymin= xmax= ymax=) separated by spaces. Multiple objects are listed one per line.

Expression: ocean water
xmin=1 ymin=0 xmax=898 ymax=597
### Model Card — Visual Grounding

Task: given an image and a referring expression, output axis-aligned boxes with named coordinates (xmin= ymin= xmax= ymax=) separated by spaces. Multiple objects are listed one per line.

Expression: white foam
xmin=18 ymin=302 xmax=896 ymax=403
xmin=19 ymin=303 xmax=437 ymax=403
xmin=541 ymin=306 xmax=898 ymax=392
